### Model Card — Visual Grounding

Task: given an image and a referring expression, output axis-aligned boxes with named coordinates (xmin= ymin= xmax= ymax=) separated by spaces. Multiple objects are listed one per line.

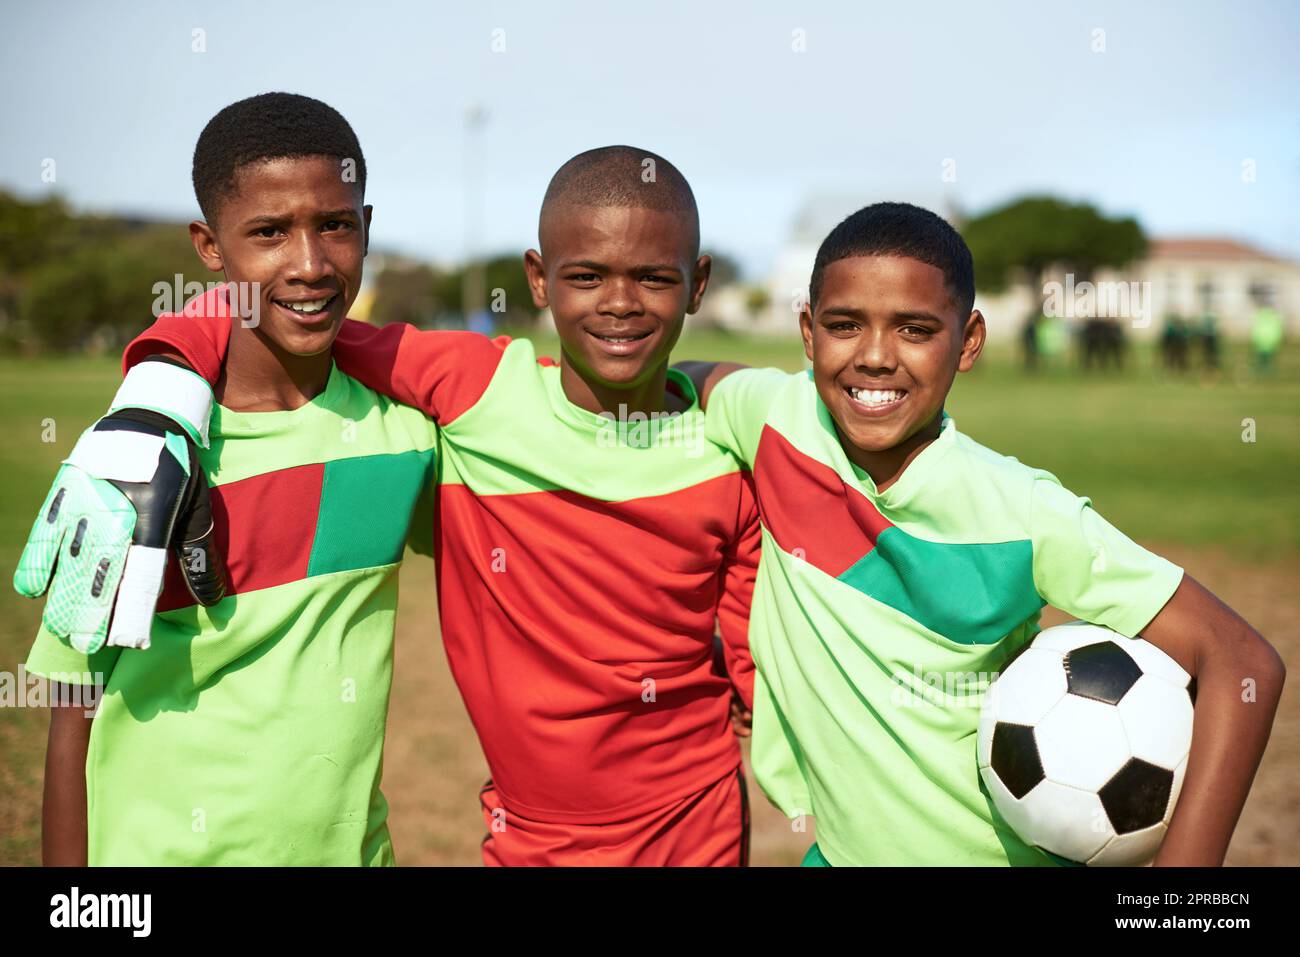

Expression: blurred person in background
xmin=1161 ymin=313 xmax=1190 ymax=372
xmin=1250 ymin=294 xmax=1284 ymax=374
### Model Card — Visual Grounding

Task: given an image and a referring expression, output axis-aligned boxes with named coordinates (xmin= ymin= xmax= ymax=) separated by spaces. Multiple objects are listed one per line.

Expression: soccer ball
xmin=977 ymin=621 xmax=1195 ymax=866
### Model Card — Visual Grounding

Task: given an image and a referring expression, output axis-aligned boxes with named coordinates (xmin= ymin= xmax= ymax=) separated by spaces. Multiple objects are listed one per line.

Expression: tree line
xmin=0 ymin=190 xmax=1145 ymax=353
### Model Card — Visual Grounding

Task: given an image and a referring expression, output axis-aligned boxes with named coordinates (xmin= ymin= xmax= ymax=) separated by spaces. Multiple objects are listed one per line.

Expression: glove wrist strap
xmin=108 ymin=360 xmax=214 ymax=448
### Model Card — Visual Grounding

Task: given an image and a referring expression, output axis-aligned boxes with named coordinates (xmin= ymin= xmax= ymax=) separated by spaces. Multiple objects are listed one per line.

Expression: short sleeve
xmin=705 ymin=367 xmax=794 ymax=466
xmin=26 ymin=624 xmax=121 ymax=685
xmin=1029 ymin=473 xmax=1184 ymax=637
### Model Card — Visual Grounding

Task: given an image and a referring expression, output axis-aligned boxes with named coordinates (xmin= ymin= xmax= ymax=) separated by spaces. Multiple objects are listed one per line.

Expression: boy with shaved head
xmin=530 ymin=148 xmax=703 ymax=415
xmin=45 ymin=145 xmax=761 ymax=865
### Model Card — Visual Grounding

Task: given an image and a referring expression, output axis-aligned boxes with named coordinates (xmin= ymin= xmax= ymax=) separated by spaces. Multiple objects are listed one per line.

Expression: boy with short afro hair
xmin=687 ymin=202 xmax=1284 ymax=866
xmin=20 ymin=92 xmax=436 ymax=865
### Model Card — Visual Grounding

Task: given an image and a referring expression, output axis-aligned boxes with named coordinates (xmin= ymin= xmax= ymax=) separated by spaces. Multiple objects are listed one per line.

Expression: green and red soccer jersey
xmin=705 ymin=368 xmax=1184 ymax=866
xmin=125 ymin=297 xmax=760 ymax=859
xmin=27 ymin=357 xmax=436 ymax=865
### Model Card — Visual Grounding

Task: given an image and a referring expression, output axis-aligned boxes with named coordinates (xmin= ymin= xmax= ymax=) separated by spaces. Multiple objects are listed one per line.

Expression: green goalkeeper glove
xmin=14 ymin=359 xmax=227 ymax=653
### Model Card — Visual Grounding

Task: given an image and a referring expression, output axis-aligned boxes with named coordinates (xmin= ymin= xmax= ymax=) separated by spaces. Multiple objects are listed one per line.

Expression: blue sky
xmin=2 ymin=0 xmax=1297 ymax=276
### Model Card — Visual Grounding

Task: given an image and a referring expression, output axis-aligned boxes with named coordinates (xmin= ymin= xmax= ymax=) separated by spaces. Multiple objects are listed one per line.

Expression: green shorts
xmin=801 ymin=843 xmax=831 ymax=867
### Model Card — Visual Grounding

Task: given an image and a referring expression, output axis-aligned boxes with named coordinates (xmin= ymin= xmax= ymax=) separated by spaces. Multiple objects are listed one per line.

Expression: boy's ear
xmin=522 ymin=249 xmax=549 ymax=309
xmin=189 ymin=221 xmax=223 ymax=273
xmin=799 ymin=304 xmax=815 ymax=363
xmin=362 ymin=205 xmax=373 ymax=256
xmin=686 ymin=254 xmax=712 ymax=315
xmin=958 ymin=309 xmax=986 ymax=372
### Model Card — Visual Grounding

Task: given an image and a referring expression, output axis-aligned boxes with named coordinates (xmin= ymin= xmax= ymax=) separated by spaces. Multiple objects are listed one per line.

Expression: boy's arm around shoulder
xmin=125 ymin=295 xmax=507 ymax=425
xmin=325 ymin=322 xmax=508 ymax=423
xmin=673 ymin=361 xmax=749 ymax=410
xmin=680 ymin=363 xmax=795 ymax=470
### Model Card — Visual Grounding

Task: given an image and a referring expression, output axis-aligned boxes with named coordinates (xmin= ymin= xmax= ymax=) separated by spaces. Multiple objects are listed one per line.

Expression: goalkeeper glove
xmin=14 ymin=358 xmax=227 ymax=653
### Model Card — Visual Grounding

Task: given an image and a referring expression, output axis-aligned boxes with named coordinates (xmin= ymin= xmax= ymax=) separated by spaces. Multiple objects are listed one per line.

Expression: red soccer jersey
xmin=126 ymin=294 xmax=759 ymax=829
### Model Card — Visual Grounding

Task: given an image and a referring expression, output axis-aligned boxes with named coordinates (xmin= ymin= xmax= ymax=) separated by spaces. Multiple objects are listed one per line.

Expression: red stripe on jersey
xmin=158 ymin=463 xmax=323 ymax=611
xmin=752 ymin=424 xmax=893 ymax=577
xmin=433 ymin=471 xmax=754 ymax=823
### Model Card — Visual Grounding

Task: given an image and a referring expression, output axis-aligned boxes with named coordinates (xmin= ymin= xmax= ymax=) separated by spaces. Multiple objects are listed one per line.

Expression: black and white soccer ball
xmin=977 ymin=621 xmax=1195 ymax=866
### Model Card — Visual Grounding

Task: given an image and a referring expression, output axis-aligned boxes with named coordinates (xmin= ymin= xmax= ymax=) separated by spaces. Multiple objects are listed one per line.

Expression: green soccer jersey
xmin=26 ymin=364 xmax=436 ymax=866
xmin=707 ymin=368 xmax=1184 ymax=866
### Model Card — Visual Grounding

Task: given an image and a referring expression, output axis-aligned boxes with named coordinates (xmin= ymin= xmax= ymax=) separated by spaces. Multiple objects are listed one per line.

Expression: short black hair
xmin=192 ymin=92 xmax=366 ymax=223
xmin=539 ymin=145 xmax=699 ymax=257
xmin=809 ymin=202 xmax=975 ymax=316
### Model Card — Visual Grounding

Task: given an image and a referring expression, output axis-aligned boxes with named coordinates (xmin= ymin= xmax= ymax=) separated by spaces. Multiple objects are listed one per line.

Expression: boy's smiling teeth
xmin=276 ymin=295 xmax=335 ymax=314
xmin=847 ymin=386 xmax=906 ymax=406
xmin=591 ymin=330 xmax=651 ymax=343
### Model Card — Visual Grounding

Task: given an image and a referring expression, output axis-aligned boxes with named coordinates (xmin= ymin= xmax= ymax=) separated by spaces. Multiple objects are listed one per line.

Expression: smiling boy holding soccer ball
xmin=682 ymin=202 xmax=1285 ymax=866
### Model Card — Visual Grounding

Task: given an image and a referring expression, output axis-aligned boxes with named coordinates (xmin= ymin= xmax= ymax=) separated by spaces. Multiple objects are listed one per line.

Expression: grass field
xmin=1 ymin=331 xmax=1296 ymax=865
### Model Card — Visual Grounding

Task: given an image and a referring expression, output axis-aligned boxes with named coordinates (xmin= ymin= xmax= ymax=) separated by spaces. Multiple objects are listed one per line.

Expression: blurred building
xmin=971 ymin=239 xmax=1300 ymax=341
xmin=692 ymin=283 xmax=757 ymax=330
xmin=1131 ymin=238 xmax=1300 ymax=334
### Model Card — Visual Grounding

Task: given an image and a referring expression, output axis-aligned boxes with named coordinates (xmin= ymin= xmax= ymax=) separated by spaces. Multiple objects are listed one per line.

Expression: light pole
xmin=462 ymin=104 xmax=488 ymax=325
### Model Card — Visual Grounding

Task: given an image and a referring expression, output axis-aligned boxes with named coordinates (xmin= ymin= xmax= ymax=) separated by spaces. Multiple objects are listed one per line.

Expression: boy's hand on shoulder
xmin=672 ymin=361 xmax=749 ymax=410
